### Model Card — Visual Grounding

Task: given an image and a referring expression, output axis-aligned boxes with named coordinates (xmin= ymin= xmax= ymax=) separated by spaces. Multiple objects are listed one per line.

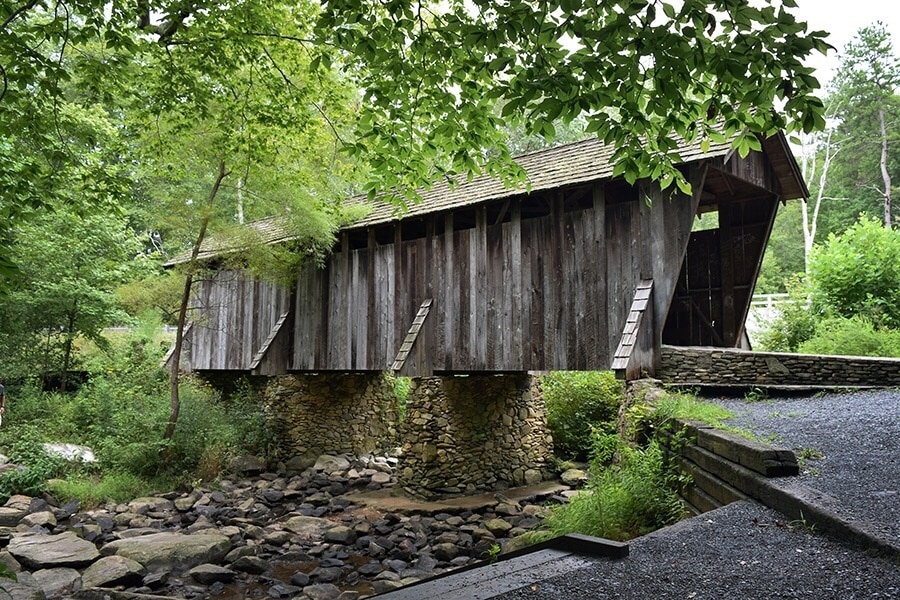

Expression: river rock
xmin=81 ymin=555 xmax=145 ymax=589
xmin=0 ymin=578 xmax=45 ymax=600
xmin=21 ymin=511 xmax=56 ymax=529
xmin=313 ymin=455 xmax=351 ymax=473
xmin=8 ymin=532 xmax=100 ymax=568
xmin=560 ymin=468 xmax=588 ymax=486
xmin=101 ymin=532 xmax=231 ymax=572
xmin=31 ymin=567 xmax=81 ymax=599
xmin=188 ymin=563 xmax=235 ymax=584
xmin=303 ymin=583 xmax=342 ymax=600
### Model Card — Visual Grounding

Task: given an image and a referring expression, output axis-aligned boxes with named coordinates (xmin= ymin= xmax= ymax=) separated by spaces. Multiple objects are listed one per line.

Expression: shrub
xmin=542 ymin=371 xmax=623 ymax=460
xmin=809 ymin=216 xmax=900 ymax=328
xmin=47 ymin=472 xmax=165 ymax=509
xmin=0 ymin=425 xmax=69 ymax=502
xmin=537 ymin=432 xmax=685 ymax=541
xmin=797 ymin=316 xmax=900 ymax=358
xmin=756 ymin=275 xmax=818 ymax=352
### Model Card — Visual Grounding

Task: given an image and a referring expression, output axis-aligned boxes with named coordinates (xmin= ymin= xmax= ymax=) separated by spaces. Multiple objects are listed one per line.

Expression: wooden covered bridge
xmin=178 ymin=133 xmax=807 ymax=380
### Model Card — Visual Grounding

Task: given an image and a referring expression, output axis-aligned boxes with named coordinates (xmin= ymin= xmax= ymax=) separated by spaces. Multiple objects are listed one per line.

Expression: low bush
xmin=797 ymin=316 xmax=900 ymax=358
xmin=542 ymin=371 xmax=623 ymax=460
xmin=47 ymin=471 xmax=169 ymax=509
xmin=535 ymin=432 xmax=685 ymax=541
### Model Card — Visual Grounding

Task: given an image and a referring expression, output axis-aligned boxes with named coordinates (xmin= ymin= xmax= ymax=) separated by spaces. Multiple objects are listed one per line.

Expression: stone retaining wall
xmin=397 ymin=374 xmax=555 ymax=499
xmin=658 ymin=345 xmax=900 ymax=387
xmin=265 ymin=373 xmax=401 ymax=466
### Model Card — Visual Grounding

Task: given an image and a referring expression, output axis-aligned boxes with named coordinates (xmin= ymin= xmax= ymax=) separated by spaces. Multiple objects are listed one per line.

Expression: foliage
xmin=0 ymin=319 xmax=276 ymax=498
xmin=535 ymin=433 xmax=685 ymax=542
xmin=624 ymin=390 xmax=742 ymax=443
xmin=542 ymin=371 xmax=623 ymax=461
xmin=0 ymin=203 xmax=142 ymax=386
xmin=1 ymin=1 xmax=830 ymax=276
xmin=390 ymin=375 xmax=412 ymax=422
xmin=0 ymin=425 xmax=68 ymax=502
xmin=319 ymin=0 xmax=828 ymax=201
xmin=809 ymin=216 xmax=900 ymax=328
xmin=757 ymin=276 xmax=819 ymax=352
xmin=47 ymin=472 xmax=169 ymax=510
xmin=797 ymin=316 xmax=900 ymax=358
xmin=826 ymin=22 xmax=900 ymax=229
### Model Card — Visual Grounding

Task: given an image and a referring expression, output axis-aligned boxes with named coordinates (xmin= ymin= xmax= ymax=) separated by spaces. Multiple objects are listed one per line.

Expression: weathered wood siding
xmin=291 ymin=180 xmax=698 ymax=373
xmin=189 ymin=271 xmax=291 ymax=371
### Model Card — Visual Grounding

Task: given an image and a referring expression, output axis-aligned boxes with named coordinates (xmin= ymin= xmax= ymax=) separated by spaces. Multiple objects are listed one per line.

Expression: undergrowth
xmin=531 ymin=432 xmax=687 ymax=542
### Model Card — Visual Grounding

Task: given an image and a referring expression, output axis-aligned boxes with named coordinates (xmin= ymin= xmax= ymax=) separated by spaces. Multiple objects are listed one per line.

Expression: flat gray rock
xmin=313 ymin=454 xmax=350 ymax=473
xmin=82 ymin=555 xmax=145 ymax=589
xmin=101 ymin=532 xmax=231 ymax=572
xmin=8 ymin=532 xmax=100 ymax=568
xmin=188 ymin=563 xmax=235 ymax=584
xmin=32 ymin=567 xmax=81 ymax=599
xmin=0 ymin=578 xmax=45 ymax=600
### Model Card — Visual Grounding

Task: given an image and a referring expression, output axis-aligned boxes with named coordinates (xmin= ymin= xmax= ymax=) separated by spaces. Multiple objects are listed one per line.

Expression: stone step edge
xmin=660 ymin=428 xmax=898 ymax=560
xmin=673 ymin=418 xmax=799 ymax=477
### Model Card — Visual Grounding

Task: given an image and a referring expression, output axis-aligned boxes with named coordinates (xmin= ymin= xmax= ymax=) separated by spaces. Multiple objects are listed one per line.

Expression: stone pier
xmin=265 ymin=373 xmax=401 ymax=468
xmin=397 ymin=373 xmax=555 ymax=499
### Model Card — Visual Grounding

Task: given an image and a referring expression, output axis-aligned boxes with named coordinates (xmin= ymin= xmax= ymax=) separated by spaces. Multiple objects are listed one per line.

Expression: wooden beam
xmin=392 ymin=299 xmax=433 ymax=373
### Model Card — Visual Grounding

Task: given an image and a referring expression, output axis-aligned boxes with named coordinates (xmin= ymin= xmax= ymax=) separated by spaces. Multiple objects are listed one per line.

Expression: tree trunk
xmin=60 ymin=301 xmax=78 ymax=393
xmin=164 ymin=160 xmax=230 ymax=445
xmin=879 ymin=107 xmax=893 ymax=228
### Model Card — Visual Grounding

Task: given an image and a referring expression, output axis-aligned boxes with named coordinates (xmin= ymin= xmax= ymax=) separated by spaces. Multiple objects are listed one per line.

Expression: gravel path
xmin=711 ymin=389 xmax=900 ymax=547
xmin=496 ymin=501 xmax=899 ymax=599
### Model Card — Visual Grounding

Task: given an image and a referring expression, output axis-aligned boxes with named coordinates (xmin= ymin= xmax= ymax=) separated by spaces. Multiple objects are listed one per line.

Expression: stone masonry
xmin=265 ymin=373 xmax=401 ymax=466
xmin=658 ymin=345 xmax=900 ymax=387
xmin=397 ymin=373 xmax=555 ymax=499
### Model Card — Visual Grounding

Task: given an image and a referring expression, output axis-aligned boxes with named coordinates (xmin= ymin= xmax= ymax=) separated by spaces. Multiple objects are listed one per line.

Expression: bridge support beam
xmin=397 ymin=373 xmax=555 ymax=499
xmin=265 ymin=373 xmax=401 ymax=467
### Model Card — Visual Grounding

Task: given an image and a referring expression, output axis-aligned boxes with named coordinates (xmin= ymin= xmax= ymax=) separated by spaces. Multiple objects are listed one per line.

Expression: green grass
xmin=530 ymin=435 xmax=686 ymax=542
xmin=47 ymin=472 xmax=177 ymax=509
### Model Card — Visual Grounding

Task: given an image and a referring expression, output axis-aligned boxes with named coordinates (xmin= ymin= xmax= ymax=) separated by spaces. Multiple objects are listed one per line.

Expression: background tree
xmin=0 ymin=205 xmax=140 ymax=389
xmin=827 ymin=22 xmax=900 ymax=230
xmin=2 ymin=1 xmax=830 ymax=273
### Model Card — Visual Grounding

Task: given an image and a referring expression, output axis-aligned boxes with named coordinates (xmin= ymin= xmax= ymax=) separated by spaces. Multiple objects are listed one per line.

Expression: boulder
xmin=0 ymin=578 xmax=45 ymax=600
xmin=228 ymin=455 xmax=265 ymax=476
xmin=484 ymin=518 xmax=513 ymax=537
xmin=31 ymin=567 xmax=82 ymax=599
xmin=313 ymin=455 xmax=350 ymax=473
xmin=127 ymin=498 xmax=174 ymax=515
xmin=21 ymin=511 xmax=56 ymax=529
xmin=432 ymin=542 xmax=459 ymax=562
xmin=323 ymin=526 xmax=356 ymax=545
xmin=81 ymin=555 xmax=145 ymax=589
xmin=8 ymin=532 xmax=100 ymax=568
xmin=284 ymin=515 xmax=329 ymax=537
xmin=188 ymin=563 xmax=235 ymax=584
xmin=560 ymin=468 xmax=588 ymax=486
xmin=101 ymin=532 xmax=231 ymax=572
xmin=41 ymin=443 xmax=96 ymax=463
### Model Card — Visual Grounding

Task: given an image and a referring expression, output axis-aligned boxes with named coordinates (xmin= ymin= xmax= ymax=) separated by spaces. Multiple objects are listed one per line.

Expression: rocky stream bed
xmin=0 ymin=454 xmax=581 ymax=600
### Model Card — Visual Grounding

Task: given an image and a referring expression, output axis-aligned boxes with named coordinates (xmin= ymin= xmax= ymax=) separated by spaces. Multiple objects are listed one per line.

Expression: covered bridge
xmin=175 ymin=133 xmax=809 ymax=497
xmin=178 ymin=133 xmax=807 ymax=380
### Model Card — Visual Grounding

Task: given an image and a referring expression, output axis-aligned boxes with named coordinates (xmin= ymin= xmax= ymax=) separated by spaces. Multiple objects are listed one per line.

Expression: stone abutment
xmin=397 ymin=374 xmax=555 ymax=499
xmin=264 ymin=372 xmax=555 ymax=499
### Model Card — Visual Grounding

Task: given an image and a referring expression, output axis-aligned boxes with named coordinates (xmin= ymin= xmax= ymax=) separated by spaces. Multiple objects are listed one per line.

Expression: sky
xmin=791 ymin=0 xmax=900 ymax=89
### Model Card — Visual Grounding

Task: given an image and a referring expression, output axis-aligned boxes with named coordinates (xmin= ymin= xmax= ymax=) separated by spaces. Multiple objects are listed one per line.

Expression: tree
xmin=2 ymin=2 xmax=829 ymax=229
xmin=828 ymin=22 xmax=900 ymax=229
xmin=317 ymin=0 xmax=829 ymax=198
xmin=0 ymin=205 xmax=140 ymax=389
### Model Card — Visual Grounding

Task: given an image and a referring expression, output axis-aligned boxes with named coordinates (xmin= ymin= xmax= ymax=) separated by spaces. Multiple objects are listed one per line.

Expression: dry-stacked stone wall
xmin=658 ymin=345 xmax=900 ymax=387
xmin=398 ymin=373 xmax=555 ymax=499
xmin=265 ymin=373 xmax=400 ymax=466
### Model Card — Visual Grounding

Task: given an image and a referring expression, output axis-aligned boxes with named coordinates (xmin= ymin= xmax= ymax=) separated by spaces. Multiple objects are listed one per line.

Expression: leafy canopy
xmin=317 ymin=0 xmax=830 ymax=198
